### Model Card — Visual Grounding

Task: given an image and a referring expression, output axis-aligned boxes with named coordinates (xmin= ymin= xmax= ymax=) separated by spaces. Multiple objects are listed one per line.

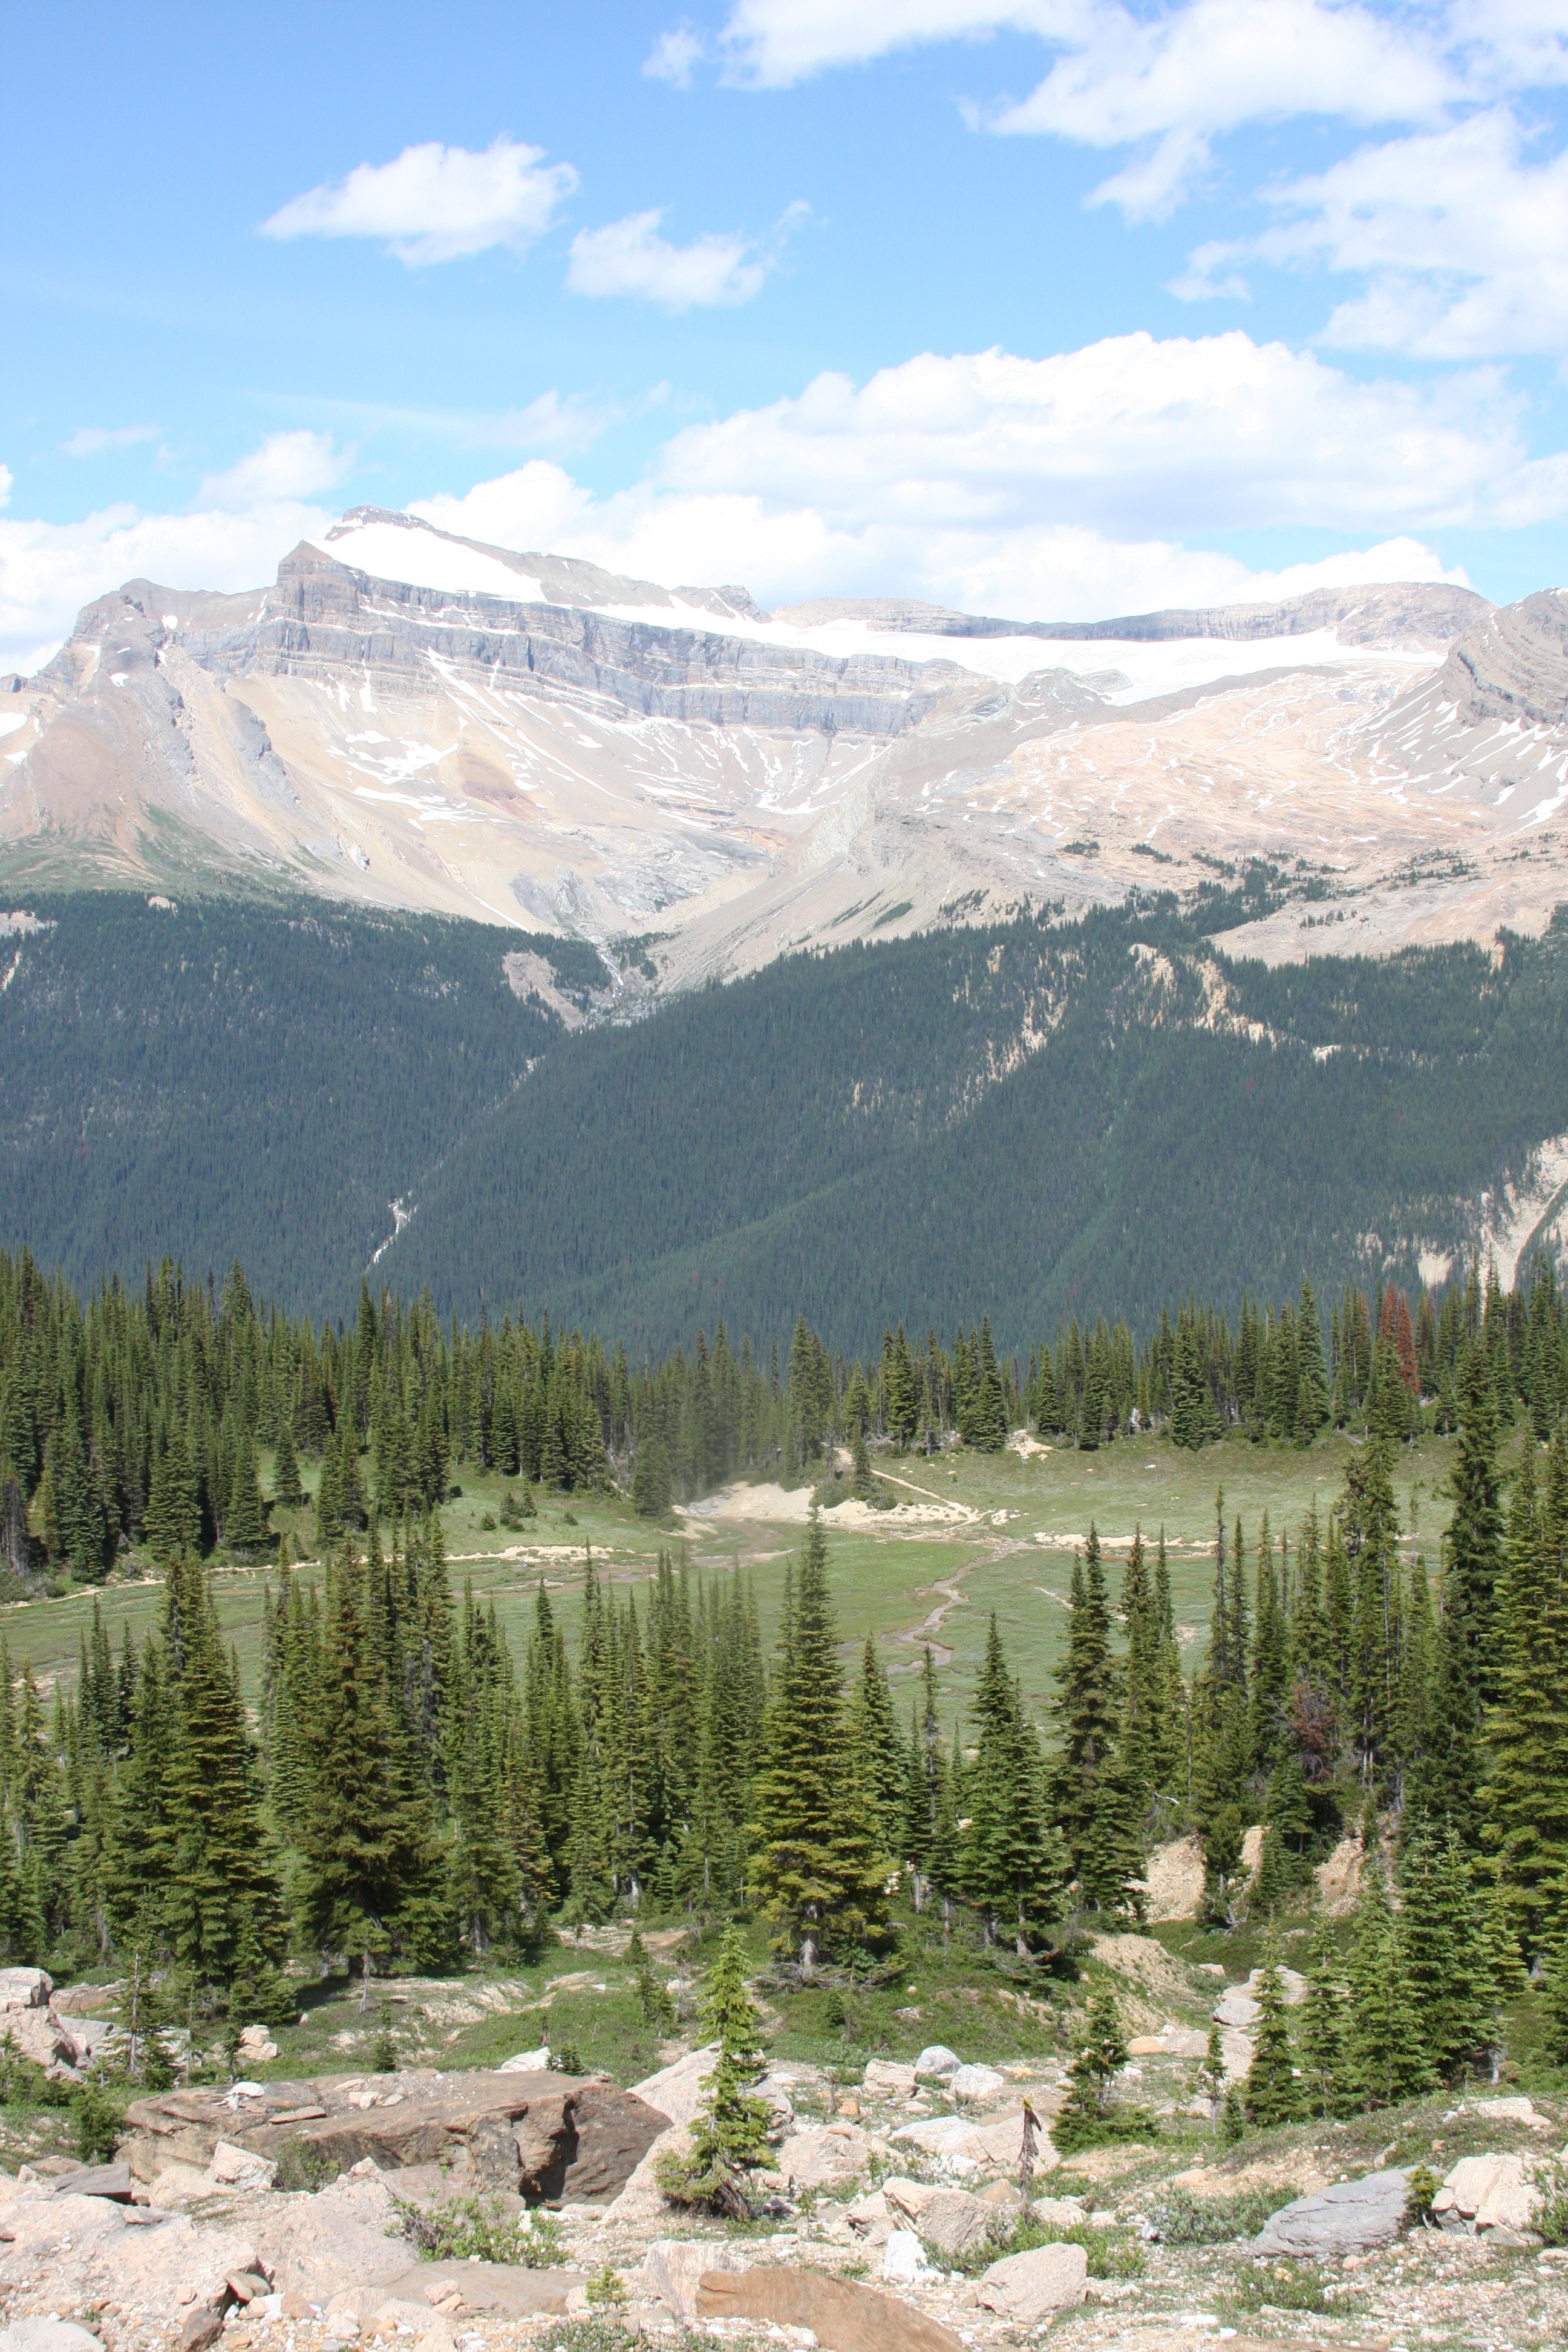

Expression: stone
xmin=0 ymin=1968 xmax=51 ymax=2013
xmin=177 ymin=2313 xmax=223 ymax=2352
xmin=237 ymin=2027 xmax=278 ymax=2066
xmin=891 ymin=2108 xmax=1051 ymax=2177
xmin=123 ymin=2069 xmax=668 ymax=2206
xmin=844 ymin=2188 xmax=893 ymax=2245
xmin=1468 ymin=2096 xmax=1540 ymax=2126
xmin=248 ymin=2177 xmax=418 ymax=2304
xmin=0 ymin=2010 xmax=83 ymax=2071
xmin=883 ymin=2176 xmax=995 ymax=2258
xmin=629 ymin=2046 xmax=717 ymax=2128
xmin=0 ymin=2190 xmax=261 ymax=2320
xmin=1252 ymin=2169 xmax=1411 ymax=2257
xmin=1213 ymin=1966 xmax=1308 ymax=2029
xmin=975 ymin=2241 xmax=1089 ymax=2321
xmin=49 ymin=2161 xmax=134 ymax=2201
xmin=599 ymin=2122 xmax=688 ymax=2227
xmin=696 ymin=2264 xmax=965 ymax=2352
xmin=949 ymin=2063 xmax=1005 ymax=2105
xmin=913 ymin=2044 xmax=961 ymax=2082
xmin=496 ymin=2046 xmax=551 ymax=2075
xmin=147 ymin=2163 xmax=225 ymax=2209
xmin=777 ymin=2120 xmax=880 ymax=2189
xmin=374 ymin=2264 xmax=580 ymax=2319
xmin=862 ymin=2060 xmax=917 ymax=2100
xmin=641 ymin=2238 xmax=743 ymax=2323
xmin=1028 ymin=2194 xmax=1086 ymax=2227
xmin=978 ymin=2180 xmax=1024 ymax=2216
xmin=1435 ymin=2153 xmax=1538 ymax=2233
xmin=207 ymin=2140 xmax=276 ymax=2190
xmin=882 ymin=2229 xmax=925 ymax=2284
xmin=0 ymin=2325 xmax=102 ymax=2352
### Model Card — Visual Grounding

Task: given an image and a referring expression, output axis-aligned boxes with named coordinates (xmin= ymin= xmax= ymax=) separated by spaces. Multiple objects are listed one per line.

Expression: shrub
xmin=273 ymin=2137 xmax=337 ymax=2193
xmin=1231 ymin=2258 xmax=1334 ymax=2314
xmin=1148 ymin=2187 xmax=1289 ymax=2244
xmin=404 ymin=2194 xmax=564 ymax=2267
xmin=73 ymin=2081 xmax=125 ymax=2162
xmin=1535 ymin=2163 xmax=1568 ymax=2249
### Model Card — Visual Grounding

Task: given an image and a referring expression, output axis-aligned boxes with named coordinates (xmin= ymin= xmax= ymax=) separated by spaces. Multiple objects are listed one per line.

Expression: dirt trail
xmin=890 ymin=1533 xmax=1034 ymax=1667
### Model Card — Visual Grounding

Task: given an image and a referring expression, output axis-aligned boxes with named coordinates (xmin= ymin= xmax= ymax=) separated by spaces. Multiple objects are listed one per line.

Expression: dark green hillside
xmin=2 ymin=890 xmax=1567 ymax=1347
xmin=387 ymin=907 xmax=1568 ymax=1350
xmin=0 ymin=895 xmax=592 ymax=1305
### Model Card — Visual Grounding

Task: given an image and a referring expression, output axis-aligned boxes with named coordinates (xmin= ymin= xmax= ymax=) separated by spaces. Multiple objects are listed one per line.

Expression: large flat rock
xmin=1253 ymin=2169 xmax=1410 ymax=2257
xmin=696 ymin=2264 xmax=964 ymax=2352
xmin=122 ymin=2070 xmax=668 ymax=2207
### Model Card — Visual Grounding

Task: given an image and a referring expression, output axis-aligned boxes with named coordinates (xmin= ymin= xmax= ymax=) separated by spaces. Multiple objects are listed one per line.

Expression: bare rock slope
xmin=2 ymin=511 xmax=1564 ymax=973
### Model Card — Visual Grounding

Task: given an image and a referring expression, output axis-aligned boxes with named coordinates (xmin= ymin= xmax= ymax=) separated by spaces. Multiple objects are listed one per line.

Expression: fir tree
xmin=1244 ymin=1946 xmax=1304 ymax=2127
xmin=1344 ymin=1860 xmax=1432 ymax=2109
xmin=1298 ymin=1909 xmax=1347 ymax=2118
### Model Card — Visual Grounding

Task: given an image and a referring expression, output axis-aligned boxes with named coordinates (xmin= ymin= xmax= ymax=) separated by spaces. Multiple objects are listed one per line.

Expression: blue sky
xmin=2 ymin=0 xmax=1566 ymax=666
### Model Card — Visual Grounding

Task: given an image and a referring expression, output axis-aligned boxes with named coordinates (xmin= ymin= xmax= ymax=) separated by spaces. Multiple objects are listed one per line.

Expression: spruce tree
xmin=1053 ymin=1526 xmax=1142 ymax=1916
xmin=962 ymin=1616 xmax=1070 ymax=1956
xmin=748 ymin=1509 xmax=890 ymax=1967
xmin=272 ymin=1418 xmax=305 ymax=1509
xmin=1298 ymin=1909 xmax=1348 ymax=2118
xmin=1244 ymin=1947 xmax=1303 ymax=2127
xmin=659 ymin=1926 xmax=770 ymax=2215
xmin=1344 ymin=1861 xmax=1432 ymax=2109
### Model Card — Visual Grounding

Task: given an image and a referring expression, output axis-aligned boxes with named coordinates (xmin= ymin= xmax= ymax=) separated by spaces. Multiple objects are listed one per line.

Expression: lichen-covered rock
xmin=777 ymin=2120 xmax=880 ymax=2189
xmin=696 ymin=2262 xmax=965 ymax=2351
xmin=1252 ymin=2169 xmax=1410 ymax=2257
xmin=1434 ymin=2153 xmax=1538 ymax=2234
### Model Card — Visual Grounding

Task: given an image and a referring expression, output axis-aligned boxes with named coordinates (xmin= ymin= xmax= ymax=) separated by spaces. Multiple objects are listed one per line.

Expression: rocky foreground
xmin=0 ymin=2004 xmax=1565 ymax=2352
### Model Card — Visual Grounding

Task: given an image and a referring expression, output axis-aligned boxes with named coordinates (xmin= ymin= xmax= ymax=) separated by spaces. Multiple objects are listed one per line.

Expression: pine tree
xmin=962 ymin=1616 xmax=1070 ymax=1956
xmin=849 ymin=1639 xmax=906 ymax=1854
xmin=224 ymin=1432 xmax=269 ymax=1553
xmin=1056 ymin=1981 xmax=1147 ymax=2151
xmin=748 ymin=1508 xmax=890 ymax=1967
xmin=1446 ymin=1347 xmax=1506 ymax=1701
xmin=1192 ymin=2022 xmax=1227 ymax=2131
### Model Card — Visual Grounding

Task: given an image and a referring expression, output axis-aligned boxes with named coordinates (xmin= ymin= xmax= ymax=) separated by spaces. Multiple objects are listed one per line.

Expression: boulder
xmin=0 ymin=2190 xmax=263 ymax=2321
xmin=1029 ymin=2194 xmax=1087 ymax=2227
xmin=881 ymin=2229 xmax=926 ymax=2284
xmin=949 ymin=2063 xmax=1006 ymax=2105
xmin=1434 ymin=2152 xmax=1538 ymax=2234
xmin=207 ymin=2140 xmax=276 ymax=2190
xmin=122 ymin=2069 xmax=668 ymax=2206
xmin=48 ymin=2162 xmax=134 ymax=2202
xmin=696 ymin=2264 xmax=965 ymax=2351
xmin=844 ymin=2187 xmax=893 ymax=2246
xmin=640 ymin=2238 xmax=743 ymax=2323
xmin=0 ymin=1970 xmax=51 ymax=2014
xmin=237 ymin=2027 xmax=278 ymax=2066
xmin=146 ymin=2163 xmax=225 ymax=2210
xmin=862 ymin=2060 xmax=917 ymax=2100
xmin=777 ymin=2120 xmax=880 ymax=2189
xmin=247 ymin=2177 xmax=416 ymax=2304
xmin=975 ymin=2241 xmax=1089 ymax=2321
xmin=1252 ymin=2169 xmax=1410 ymax=2257
xmin=497 ymin=2045 xmax=552 ymax=2075
xmin=630 ymin=2046 xmax=717 ymax=2128
xmin=599 ymin=2122 xmax=688 ymax=2227
xmin=914 ymin=2044 xmax=961 ymax=2082
xmin=1468 ymin=2097 xmax=1541 ymax=2128
xmin=892 ymin=2108 xmax=1050 ymax=2177
xmin=1213 ymin=1967 xmax=1308 ymax=2029
xmin=0 ymin=2327 xmax=100 ymax=2352
xmin=374 ymin=2262 xmax=580 ymax=2319
xmin=883 ymin=2175 xmax=995 ymax=2257
xmin=0 ymin=2010 xmax=83 ymax=2072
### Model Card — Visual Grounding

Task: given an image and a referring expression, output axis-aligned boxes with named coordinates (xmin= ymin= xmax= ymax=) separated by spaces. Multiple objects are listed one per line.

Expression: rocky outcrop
xmin=974 ymin=2241 xmax=1089 ymax=2319
xmin=121 ymin=2069 xmax=668 ymax=2206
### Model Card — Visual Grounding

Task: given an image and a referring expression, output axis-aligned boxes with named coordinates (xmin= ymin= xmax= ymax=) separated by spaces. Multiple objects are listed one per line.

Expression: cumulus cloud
xmin=260 ymin=137 xmax=578 ymax=266
xmin=411 ymin=330 xmax=1554 ymax=618
xmin=197 ymin=430 xmax=353 ymax=509
xmin=566 ymin=203 xmax=804 ymax=310
xmin=1178 ymin=111 xmax=1568 ymax=359
xmin=644 ymin=24 xmax=708 ymax=83
xmin=62 ymin=425 xmax=161 ymax=459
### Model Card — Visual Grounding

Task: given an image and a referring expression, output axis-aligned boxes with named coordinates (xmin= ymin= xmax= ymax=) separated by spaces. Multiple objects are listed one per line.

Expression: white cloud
xmin=705 ymin=0 xmax=1067 ymax=87
xmin=0 ymin=498 xmax=337 ymax=676
xmin=197 ymin=430 xmax=353 ymax=509
xmin=1179 ymin=111 xmax=1568 ymax=359
xmin=62 ymin=425 xmax=161 ymax=459
xmin=411 ymin=331 xmax=1558 ymax=618
xmin=644 ymin=23 xmax=708 ymax=83
xmin=0 ymin=466 xmax=11 ymax=512
xmin=260 ymin=137 xmax=578 ymax=266
xmin=566 ymin=204 xmax=802 ymax=309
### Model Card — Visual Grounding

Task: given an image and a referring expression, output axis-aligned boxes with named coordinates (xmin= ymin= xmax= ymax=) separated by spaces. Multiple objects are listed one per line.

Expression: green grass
xmin=5 ymin=1427 xmax=1468 ymax=1753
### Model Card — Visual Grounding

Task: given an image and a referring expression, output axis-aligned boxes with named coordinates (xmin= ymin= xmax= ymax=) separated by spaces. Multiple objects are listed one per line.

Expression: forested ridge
xmin=0 ymin=1240 xmax=1565 ymax=2123
xmin=5 ymin=892 xmax=1568 ymax=1351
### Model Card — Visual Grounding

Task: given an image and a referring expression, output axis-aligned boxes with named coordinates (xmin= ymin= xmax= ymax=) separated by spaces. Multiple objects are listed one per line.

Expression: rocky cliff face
xmin=1 ymin=514 xmax=1563 ymax=973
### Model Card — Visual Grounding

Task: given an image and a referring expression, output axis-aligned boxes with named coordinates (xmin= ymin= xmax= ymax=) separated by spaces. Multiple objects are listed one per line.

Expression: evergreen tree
xmin=1244 ymin=1946 xmax=1303 ymax=2127
xmin=962 ymin=1616 xmax=1071 ymax=1956
xmin=272 ymin=1418 xmax=305 ymax=1509
xmin=659 ymin=1926 xmax=771 ymax=2215
xmin=1344 ymin=1861 xmax=1432 ymax=2109
xmin=748 ymin=1509 xmax=890 ymax=1966
xmin=1052 ymin=1526 xmax=1142 ymax=1916
xmin=1298 ymin=1909 xmax=1348 ymax=2118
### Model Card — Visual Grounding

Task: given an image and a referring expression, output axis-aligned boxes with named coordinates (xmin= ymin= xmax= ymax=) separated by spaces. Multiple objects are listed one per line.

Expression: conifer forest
xmin=2 ymin=1226 xmax=1567 ymax=2132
